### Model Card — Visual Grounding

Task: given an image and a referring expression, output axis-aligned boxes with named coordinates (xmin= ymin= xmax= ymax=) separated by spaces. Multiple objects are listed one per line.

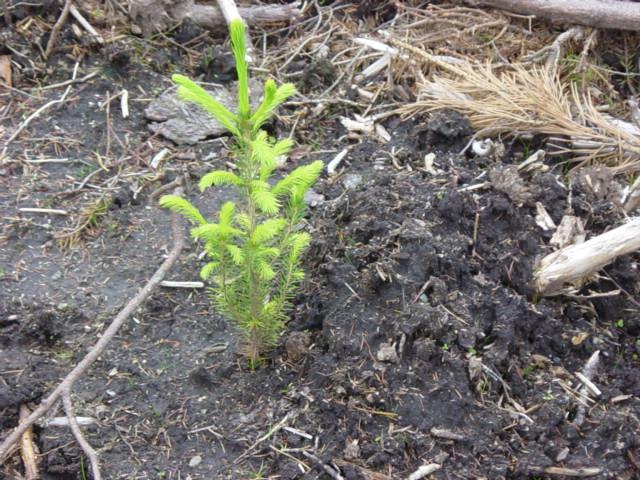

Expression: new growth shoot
xmin=160 ymin=20 xmax=323 ymax=368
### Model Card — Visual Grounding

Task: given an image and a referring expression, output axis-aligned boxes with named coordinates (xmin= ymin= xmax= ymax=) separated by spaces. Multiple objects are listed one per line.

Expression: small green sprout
xmin=161 ymin=20 xmax=322 ymax=368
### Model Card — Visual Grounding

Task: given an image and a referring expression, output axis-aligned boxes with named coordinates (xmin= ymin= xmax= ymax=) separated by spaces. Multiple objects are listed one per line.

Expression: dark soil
xmin=1 ymin=4 xmax=640 ymax=480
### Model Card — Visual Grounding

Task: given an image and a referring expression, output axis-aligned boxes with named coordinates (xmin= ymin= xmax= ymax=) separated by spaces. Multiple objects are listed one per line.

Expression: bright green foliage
xmin=160 ymin=20 xmax=323 ymax=368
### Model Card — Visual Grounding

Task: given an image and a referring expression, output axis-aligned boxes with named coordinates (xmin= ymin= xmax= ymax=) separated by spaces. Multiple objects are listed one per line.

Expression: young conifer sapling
xmin=160 ymin=20 xmax=323 ymax=368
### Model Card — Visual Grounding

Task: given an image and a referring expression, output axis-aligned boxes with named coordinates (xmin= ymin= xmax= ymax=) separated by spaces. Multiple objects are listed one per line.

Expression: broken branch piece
xmin=534 ymin=217 xmax=640 ymax=295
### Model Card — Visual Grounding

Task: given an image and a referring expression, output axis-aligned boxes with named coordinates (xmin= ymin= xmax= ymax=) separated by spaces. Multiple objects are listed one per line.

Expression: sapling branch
xmin=160 ymin=20 xmax=322 ymax=367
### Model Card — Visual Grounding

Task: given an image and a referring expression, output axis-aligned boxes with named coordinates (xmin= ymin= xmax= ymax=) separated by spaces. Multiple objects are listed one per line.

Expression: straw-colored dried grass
xmin=397 ymin=51 xmax=640 ymax=171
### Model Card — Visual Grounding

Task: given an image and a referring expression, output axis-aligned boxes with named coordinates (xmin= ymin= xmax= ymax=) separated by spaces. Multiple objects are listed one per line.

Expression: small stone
xmin=344 ymin=439 xmax=360 ymax=460
xmin=376 ymin=342 xmax=398 ymax=363
xmin=51 ymin=271 xmax=62 ymax=280
xmin=304 ymin=188 xmax=325 ymax=207
xmin=556 ymin=447 xmax=569 ymax=462
xmin=342 ymin=173 xmax=363 ymax=190
xmin=188 ymin=455 xmax=202 ymax=467
xmin=285 ymin=331 xmax=311 ymax=361
xmin=468 ymin=356 xmax=483 ymax=381
xmin=457 ymin=329 xmax=475 ymax=350
xmin=414 ymin=338 xmax=437 ymax=361
xmin=334 ymin=385 xmax=347 ymax=396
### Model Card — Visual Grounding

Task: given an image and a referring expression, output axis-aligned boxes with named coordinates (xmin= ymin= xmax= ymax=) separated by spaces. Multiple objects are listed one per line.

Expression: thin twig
xmin=40 ymin=70 xmax=98 ymax=91
xmin=69 ymin=4 xmax=104 ymax=44
xmin=147 ymin=176 xmax=183 ymax=206
xmin=62 ymin=387 xmax=102 ymax=480
xmin=45 ymin=0 xmax=74 ymax=59
xmin=301 ymin=451 xmax=345 ymax=480
xmin=529 ymin=466 xmax=602 ymax=477
xmin=0 ymin=189 xmax=186 ymax=463
xmin=1 ymin=62 xmax=79 ymax=159
xmin=1 ymin=0 xmax=11 ymax=26
xmin=233 ymin=412 xmax=292 ymax=464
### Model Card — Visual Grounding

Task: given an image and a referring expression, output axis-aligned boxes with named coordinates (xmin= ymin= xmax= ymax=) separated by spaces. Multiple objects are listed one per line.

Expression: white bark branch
xmin=130 ymin=1 xmax=300 ymax=35
xmin=464 ymin=0 xmax=640 ymax=31
xmin=534 ymin=217 xmax=640 ymax=295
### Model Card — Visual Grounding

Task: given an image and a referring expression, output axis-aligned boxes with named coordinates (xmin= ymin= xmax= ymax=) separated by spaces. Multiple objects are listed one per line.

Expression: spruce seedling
xmin=160 ymin=20 xmax=323 ymax=368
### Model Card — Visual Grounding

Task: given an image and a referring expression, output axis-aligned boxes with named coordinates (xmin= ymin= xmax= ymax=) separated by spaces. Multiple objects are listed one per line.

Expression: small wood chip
xmin=430 ymin=427 xmax=465 ymax=441
xmin=327 ymin=148 xmax=349 ymax=175
xmin=575 ymin=372 xmax=602 ymax=397
xmin=44 ymin=416 xmax=96 ymax=427
xmin=611 ymin=394 xmax=632 ymax=404
xmin=121 ymin=89 xmax=129 ymax=119
xmin=407 ymin=463 xmax=441 ymax=480
xmin=0 ymin=55 xmax=11 ymax=87
xmin=19 ymin=405 xmax=38 ymax=480
xmin=150 ymin=148 xmax=171 ymax=169
xmin=282 ymin=426 xmax=313 ymax=440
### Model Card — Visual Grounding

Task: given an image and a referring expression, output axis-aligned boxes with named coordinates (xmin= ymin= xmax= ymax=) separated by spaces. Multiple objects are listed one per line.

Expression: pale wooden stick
xmin=18 ymin=405 xmax=38 ymax=480
xmin=534 ymin=217 xmax=640 ymax=295
xmin=69 ymin=4 xmax=104 ymax=43
xmin=407 ymin=464 xmax=442 ymax=480
xmin=573 ymin=350 xmax=600 ymax=428
xmin=464 ymin=0 xmax=640 ymax=31
xmin=214 ymin=0 xmax=242 ymax=23
xmin=213 ymin=0 xmax=254 ymax=61
xmin=19 ymin=207 xmax=68 ymax=215
xmin=160 ymin=280 xmax=204 ymax=288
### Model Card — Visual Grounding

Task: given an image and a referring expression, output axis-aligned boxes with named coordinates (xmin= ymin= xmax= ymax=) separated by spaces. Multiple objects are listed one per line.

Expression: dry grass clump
xmin=397 ymin=53 xmax=640 ymax=171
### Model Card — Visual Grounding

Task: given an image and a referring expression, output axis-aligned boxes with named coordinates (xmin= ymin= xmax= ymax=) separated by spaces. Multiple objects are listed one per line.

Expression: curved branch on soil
xmin=0 ymin=190 xmax=186 ymax=464
xmin=62 ymin=387 xmax=102 ymax=480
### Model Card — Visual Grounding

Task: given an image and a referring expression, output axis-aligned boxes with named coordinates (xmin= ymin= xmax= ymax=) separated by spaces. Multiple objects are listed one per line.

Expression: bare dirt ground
xmin=1 ymin=1 xmax=639 ymax=479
